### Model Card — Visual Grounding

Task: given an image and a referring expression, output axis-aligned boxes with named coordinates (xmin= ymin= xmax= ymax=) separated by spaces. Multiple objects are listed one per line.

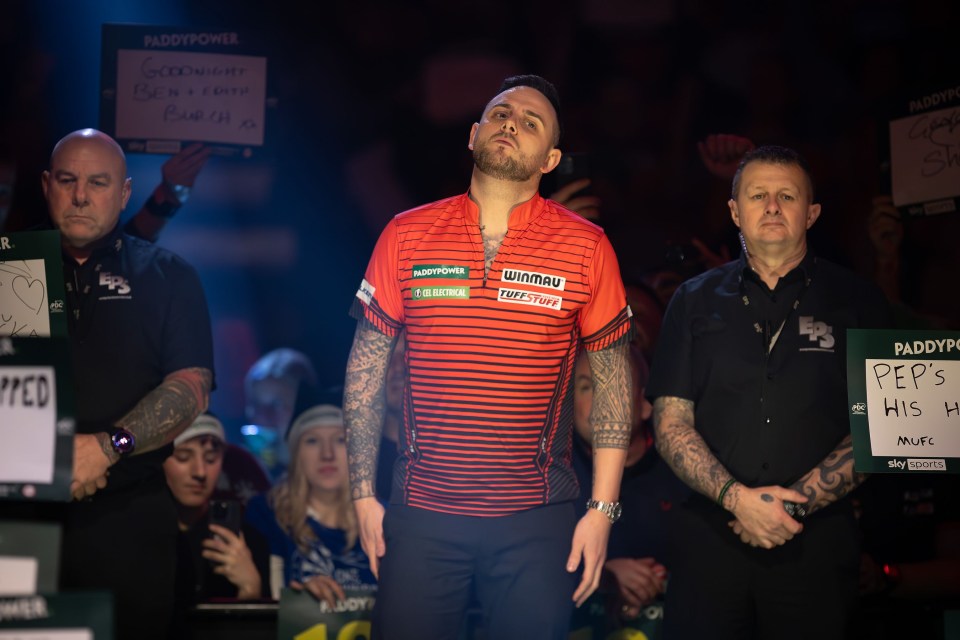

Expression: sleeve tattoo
xmin=114 ymin=367 xmax=212 ymax=455
xmin=343 ymin=320 xmax=396 ymax=500
xmin=652 ymin=395 xmax=737 ymax=506
xmin=585 ymin=342 xmax=631 ymax=450
xmin=789 ymin=434 xmax=866 ymax=515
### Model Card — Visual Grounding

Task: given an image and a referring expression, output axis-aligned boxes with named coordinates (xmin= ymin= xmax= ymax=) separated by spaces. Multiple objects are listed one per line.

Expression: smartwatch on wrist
xmin=110 ymin=428 xmax=136 ymax=457
xmin=164 ymin=181 xmax=191 ymax=205
xmin=586 ymin=499 xmax=622 ymax=523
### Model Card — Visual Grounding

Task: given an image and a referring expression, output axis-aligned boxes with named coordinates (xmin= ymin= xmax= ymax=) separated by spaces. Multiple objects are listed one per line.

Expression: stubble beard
xmin=473 ymin=143 xmax=540 ymax=182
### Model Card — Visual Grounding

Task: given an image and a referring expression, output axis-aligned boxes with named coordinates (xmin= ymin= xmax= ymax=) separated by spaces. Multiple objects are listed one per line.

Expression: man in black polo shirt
xmin=41 ymin=129 xmax=214 ymax=639
xmin=647 ymin=145 xmax=891 ymax=640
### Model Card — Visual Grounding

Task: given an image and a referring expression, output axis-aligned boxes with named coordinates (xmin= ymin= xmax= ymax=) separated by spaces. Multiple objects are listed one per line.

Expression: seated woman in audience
xmin=245 ymin=403 xmax=377 ymax=606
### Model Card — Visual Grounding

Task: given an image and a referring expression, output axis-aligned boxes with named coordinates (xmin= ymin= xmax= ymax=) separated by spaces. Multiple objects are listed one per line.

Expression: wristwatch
xmin=586 ymin=499 xmax=622 ymax=523
xmin=164 ymin=181 xmax=192 ymax=205
xmin=110 ymin=428 xmax=136 ymax=457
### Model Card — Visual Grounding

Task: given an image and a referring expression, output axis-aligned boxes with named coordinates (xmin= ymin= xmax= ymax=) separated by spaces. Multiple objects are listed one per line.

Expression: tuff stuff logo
xmin=498 ymin=288 xmax=562 ymax=309
xmin=799 ymin=316 xmax=834 ymax=350
xmin=99 ymin=272 xmax=131 ymax=295
xmin=501 ymin=268 xmax=565 ymax=291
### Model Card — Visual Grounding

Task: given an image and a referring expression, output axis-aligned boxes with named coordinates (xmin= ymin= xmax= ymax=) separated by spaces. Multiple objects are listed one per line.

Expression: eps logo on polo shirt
xmin=799 ymin=315 xmax=834 ymax=351
xmin=99 ymin=272 xmax=131 ymax=296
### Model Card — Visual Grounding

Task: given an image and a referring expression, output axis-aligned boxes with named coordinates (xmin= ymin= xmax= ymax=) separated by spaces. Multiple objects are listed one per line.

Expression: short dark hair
xmin=497 ymin=74 xmax=562 ymax=145
xmin=730 ymin=145 xmax=816 ymax=202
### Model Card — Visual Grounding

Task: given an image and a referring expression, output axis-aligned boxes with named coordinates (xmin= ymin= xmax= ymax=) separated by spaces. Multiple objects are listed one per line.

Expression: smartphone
xmin=208 ymin=499 xmax=242 ymax=536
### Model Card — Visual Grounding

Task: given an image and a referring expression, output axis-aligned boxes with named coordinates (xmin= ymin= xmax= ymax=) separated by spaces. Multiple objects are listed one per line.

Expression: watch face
xmin=610 ymin=503 xmax=623 ymax=521
xmin=112 ymin=429 xmax=136 ymax=455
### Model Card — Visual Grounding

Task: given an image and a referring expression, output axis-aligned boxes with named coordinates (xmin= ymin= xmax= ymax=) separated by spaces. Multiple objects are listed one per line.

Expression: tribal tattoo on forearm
xmin=115 ymin=367 xmax=212 ymax=455
xmin=789 ymin=434 xmax=866 ymax=515
xmin=652 ymin=396 xmax=736 ymax=505
xmin=343 ymin=321 xmax=395 ymax=500
xmin=586 ymin=342 xmax=631 ymax=450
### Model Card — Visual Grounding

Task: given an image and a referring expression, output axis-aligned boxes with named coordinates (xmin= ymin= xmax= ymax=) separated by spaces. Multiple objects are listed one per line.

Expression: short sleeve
xmin=645 ymin=285 xmax=695 ymax=402
xmin=349 ymin=219 xmax=404 ymax=336
xmin=579 ymin=233 xmax=632 ymax=351
xmin=161 ymin=257 xmax=215 ymax=378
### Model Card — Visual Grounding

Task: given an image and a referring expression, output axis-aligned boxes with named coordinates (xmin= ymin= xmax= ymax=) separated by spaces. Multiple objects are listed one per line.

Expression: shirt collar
xmin=61 ymin=224 xmax=125 ymax=264
xmin=462 ymin=191 xmax=546 ymax=229
xmin=738 ymin=248 xmax=817 ymax=287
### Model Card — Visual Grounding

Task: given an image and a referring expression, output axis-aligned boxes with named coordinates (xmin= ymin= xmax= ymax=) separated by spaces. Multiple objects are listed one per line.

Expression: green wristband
xmin=717 ymin=478 xmax=736 ymax=507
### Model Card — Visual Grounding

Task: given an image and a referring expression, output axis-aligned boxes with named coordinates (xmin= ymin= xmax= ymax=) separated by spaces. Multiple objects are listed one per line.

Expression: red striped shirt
xmin=352 ymin=192 xmax=631 ymax=516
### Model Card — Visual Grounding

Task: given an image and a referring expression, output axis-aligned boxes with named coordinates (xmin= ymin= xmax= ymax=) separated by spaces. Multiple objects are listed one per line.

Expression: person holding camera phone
xmin=163 ymin=414 xmax=270 ymax=613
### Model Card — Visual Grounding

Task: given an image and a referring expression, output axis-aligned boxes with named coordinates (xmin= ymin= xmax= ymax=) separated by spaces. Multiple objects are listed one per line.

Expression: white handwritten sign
xmin=0 ymin=366 xmax=57 ymax=484
xmin=889 ymin=84 xmax=960 ymax=216
xmin=864 ymin=357 xmax=960 ymax=459
xmin=0 ymin=260 xmax=51 ymax=338
xmin=114 ymin=49 xmax=266 ymax=147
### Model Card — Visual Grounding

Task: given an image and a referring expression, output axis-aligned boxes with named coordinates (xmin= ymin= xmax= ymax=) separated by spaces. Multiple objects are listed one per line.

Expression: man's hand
xmin=727 ymin=484 xmax=806 ymax=548
xmin=548 ymin=178 xmax=601 ymax=221
xmin=697 ymin=134 xmax=755 ymax=180
xmin=867 ymin=195 xmax=903 ymax=261
xmin=689 ymin=237 xmax=731 ymax=270
xmin=567 ymin=509 xmax=613 ymax=607
xmin=604 ymin=556 xmax=667 ymax=613
xmin=354 ymin=497 xmax=386 ymax=579
xmin=204 ymin=524 xmax=262 ymax=599
xmin=292 ymin=575 xmax=346 ymax=609
xmin=161 ymin=143 xmax=211 ymax=191
xmin=70 ymin=433 xmax=113 ymax=500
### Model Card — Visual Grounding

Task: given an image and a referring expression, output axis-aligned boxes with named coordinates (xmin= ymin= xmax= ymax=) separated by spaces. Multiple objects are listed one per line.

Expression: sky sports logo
xmin=887 ymin=458 xmax=947 ymax=471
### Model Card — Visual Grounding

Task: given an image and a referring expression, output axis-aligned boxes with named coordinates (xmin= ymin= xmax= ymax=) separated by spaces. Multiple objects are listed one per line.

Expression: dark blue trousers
xmin=373 ymin=502 xmax=578 ymax=640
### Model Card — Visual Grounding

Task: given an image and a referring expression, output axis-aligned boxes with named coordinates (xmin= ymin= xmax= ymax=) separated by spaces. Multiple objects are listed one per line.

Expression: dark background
xmin=3 ymin=0 xmax=959 ymax=426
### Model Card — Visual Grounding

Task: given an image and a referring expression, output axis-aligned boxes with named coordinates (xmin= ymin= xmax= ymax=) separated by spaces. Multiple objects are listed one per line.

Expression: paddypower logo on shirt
xmin=412 ymin=286 xmax=470 ymax=300
xmin=412 ymin=264 xmax=469 ymax=279
xmin=501 ymin=268 xmax=566 ymax=291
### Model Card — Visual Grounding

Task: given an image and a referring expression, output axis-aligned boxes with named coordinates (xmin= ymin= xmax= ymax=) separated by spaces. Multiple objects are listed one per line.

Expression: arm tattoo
xmin=115 ymin=367 xmax=212 ymax=455
xmin=343 ymin=321 xmax=396 ymax=500
xmin=789 ymin=434 xmax=866 ymax=515
xmin=585 ymin=342 xmax=631 ymax=450
xmin=652 ymin=395 xmax=736 ymax=504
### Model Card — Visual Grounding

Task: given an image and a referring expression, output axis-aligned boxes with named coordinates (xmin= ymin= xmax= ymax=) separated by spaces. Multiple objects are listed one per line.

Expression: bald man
xmin=41 ymin=129 xmax=214 ymax=638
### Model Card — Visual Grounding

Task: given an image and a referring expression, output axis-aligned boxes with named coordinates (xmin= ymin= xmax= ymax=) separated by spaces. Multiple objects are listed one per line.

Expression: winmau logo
xmin=99 ymin=272 xmax=131 ymax=295
xmin=798 ymin=316 xmax=834 ymax=350
xmin=501 ymin=268 xmax=565 ymax=291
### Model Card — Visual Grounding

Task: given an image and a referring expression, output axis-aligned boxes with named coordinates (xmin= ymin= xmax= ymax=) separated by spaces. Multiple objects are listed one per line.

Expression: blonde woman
xmin=245 ymin=404 xmax=377 ymax=606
